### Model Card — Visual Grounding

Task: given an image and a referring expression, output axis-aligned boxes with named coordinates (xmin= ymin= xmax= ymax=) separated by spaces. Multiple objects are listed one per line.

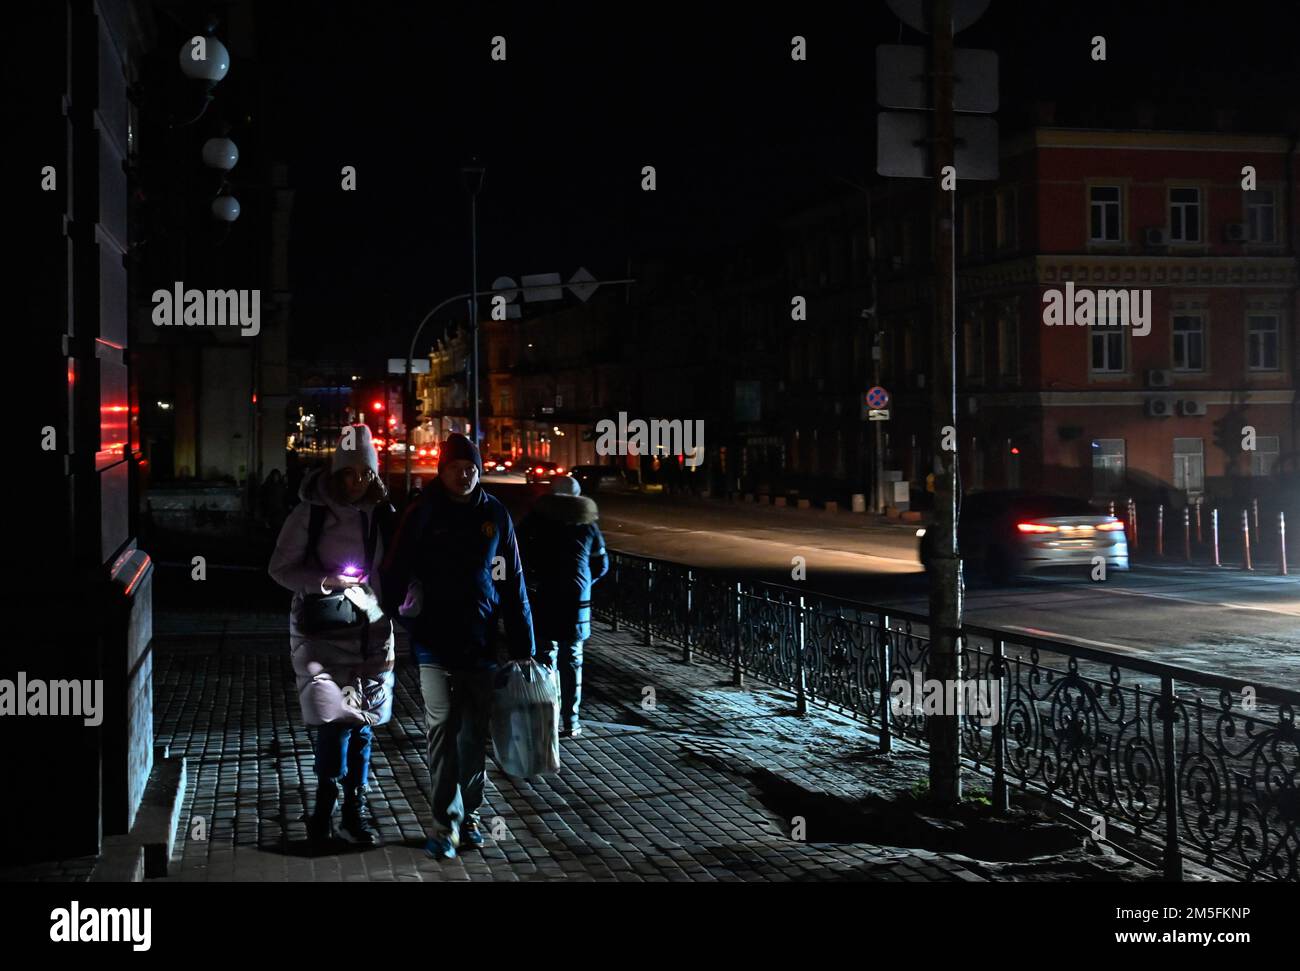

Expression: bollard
xmin=1252 ymin=498 xmax=1260 ymax=549
xmin=1156 ymin=504 xmax=1165 ymax=557
xmin=732 ymin=581 xmax=744 ymax=687
xmin=1280 ymin=513 xmax=1288 ymax=576
xmin=643 ymin=561 xmax=654 ymax=645
xmin=795 ymin=595 xmax=808 ymax=715
xmin=1127 ymin=498 xmax=1138 ymax=551
xmin=1108 ymin=500 xmax=1116 ymax=518
xmin=683 ymin=569 xmax=694 ymax=663
xmin=1211 ymin=508 xmax=1221 ymax=567
xmin=1183 ymin=507 xmax=1191 ymax=562
xmin=1242 ymin=509 xmax=1253 ymax=571
xmin=1195 ymin=497 xmax=1203 ymax=544
xmin=610 ymin=557 xmax=620 ymax=632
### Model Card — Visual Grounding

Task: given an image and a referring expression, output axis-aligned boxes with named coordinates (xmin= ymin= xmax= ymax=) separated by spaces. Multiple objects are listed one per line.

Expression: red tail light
xmin=1016 ymin=522 xmax=1057 ymax=533
xmin=1097 ymin=520 xmax=1125 ymax=531
xmin=535 ymin=466 xmax=545 ymax=474
xmin=556 ymin=467 xmax=565 ymax=474
xmin=503 ymin=460 xmax=512 ymax=467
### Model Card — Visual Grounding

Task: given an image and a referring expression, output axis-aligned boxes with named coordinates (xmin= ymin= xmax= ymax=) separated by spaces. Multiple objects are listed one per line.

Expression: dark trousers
xmin=314 ymin=722 xmax=372 ymax=789
xmin=419 ymin=664 xmax=493 ymax=839
xmin=536 ymin=639 xmax=584 ymax=732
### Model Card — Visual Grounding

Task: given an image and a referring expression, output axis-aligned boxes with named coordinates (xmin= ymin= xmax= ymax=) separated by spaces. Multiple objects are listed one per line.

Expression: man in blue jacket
xmin=517 ymin=474 xmax=609 ymax=738
xmin=380 ymin=433 xmax=535 ymax=859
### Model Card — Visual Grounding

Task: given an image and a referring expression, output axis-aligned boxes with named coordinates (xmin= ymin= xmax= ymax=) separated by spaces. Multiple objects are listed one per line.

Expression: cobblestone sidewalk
xmin=145 ymin=609 xmax=1106 ymax=882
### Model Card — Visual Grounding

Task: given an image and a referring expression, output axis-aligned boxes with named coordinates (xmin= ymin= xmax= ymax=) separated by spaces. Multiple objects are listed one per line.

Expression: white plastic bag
xmin=491 ymin=659 xmax=561 ymax=778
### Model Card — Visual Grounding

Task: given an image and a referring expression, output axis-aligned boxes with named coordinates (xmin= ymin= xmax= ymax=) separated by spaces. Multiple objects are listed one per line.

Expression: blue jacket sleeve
xmin=499 ymin=509 xmax=536 ymax=660
xmin=589 ymin=524 xmax=610 ymax=582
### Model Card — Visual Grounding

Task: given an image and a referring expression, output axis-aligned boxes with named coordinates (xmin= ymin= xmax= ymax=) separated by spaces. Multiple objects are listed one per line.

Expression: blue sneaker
xmin=461 ymin=819 xmax=486 ymax=849
xmin=424 ymin=833 xmax=458 ymax=860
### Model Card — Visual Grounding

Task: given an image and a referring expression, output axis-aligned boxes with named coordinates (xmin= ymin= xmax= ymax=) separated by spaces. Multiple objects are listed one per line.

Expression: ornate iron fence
xmin=590 ymin=550 xmax=1299 ymax=882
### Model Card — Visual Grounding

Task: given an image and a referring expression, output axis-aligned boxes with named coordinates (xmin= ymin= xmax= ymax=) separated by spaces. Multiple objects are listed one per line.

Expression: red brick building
xmin=878 ymin=127 xmax=1300 ymax=509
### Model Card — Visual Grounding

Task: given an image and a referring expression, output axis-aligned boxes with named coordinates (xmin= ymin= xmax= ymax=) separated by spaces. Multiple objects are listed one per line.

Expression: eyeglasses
xmin=342 ymin=468 xmax=376 ymax=484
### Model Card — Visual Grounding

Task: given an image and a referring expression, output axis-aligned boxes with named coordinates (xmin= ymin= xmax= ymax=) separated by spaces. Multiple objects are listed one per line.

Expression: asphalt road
xmin=509 ymin=487 xmax=1300 ymax=690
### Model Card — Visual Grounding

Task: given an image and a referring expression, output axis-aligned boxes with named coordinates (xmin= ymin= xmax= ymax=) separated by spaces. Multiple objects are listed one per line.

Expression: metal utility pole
xmin=926 ymin=0 xmax=963 ymax=805
xmin=463 ymin=161 xmax=486 ymax=446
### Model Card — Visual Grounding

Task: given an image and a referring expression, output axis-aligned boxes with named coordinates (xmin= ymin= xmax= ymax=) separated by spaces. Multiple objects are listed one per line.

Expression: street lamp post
xmin=462 ymin=161 xmax=486 ymax=446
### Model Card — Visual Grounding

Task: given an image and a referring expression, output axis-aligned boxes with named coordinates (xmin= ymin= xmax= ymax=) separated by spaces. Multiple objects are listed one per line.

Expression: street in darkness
xmin=11 ymin=0 xmax=1300 ymax=949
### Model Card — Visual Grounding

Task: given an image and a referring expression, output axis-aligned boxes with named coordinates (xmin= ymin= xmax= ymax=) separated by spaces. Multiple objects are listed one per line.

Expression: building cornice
xmin=954 ymin=255 xmax=1298 ymax=294
xmin=970 ymin=390 xmax=1295 ymax=407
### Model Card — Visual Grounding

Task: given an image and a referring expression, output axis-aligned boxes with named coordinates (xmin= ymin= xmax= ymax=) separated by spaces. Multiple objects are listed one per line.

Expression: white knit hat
xmin=550 ymin=474 xmax=580 ymax=496
xmin=332 ymin=424 xmax=380 ymax=476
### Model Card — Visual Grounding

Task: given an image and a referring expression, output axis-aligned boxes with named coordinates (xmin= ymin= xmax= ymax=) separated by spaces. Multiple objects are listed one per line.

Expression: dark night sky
xmin=256 ymin=1 xmax=1300 ymax=362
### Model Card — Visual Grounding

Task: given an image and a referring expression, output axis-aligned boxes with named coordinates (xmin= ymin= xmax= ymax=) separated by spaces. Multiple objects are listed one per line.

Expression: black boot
xmin=307 ymin=779 xmax=339 ymax=846
xmin=340 ymin=786 xmax=377 ymax=846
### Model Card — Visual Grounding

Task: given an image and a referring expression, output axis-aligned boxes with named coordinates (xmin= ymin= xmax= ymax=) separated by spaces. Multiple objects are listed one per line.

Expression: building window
xmin=1173 ymin=438 xmax=1205 ymax=494
xmin=1169 ymin=187 xmax=1201 ymax=242
xmin=1247 ymin=314 xmax=1280 ymax=370
xmin=1251 ymin=435 xmax=1280 ymax=476
xmin=997 ymin=312 xmax=1019 ymax=381
xmin=1092 ymin=439 xmax=1125 ymax=495
xmin=1090 ymin=321 xmax=1125 ymax=372
xmin=1246 ymin=189 xmax=1277 ymax=243
xmin=1089 ymin=186 xmax=1121 ymax=241
xmin=996 ymin=188 xmax=1018 ymax=250
xmin=1172 ymin=315 xmax=1205 ymax=371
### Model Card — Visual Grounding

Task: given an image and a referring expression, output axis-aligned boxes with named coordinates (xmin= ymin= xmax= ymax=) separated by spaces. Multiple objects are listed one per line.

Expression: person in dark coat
xmin=517 ymin=474 xmax=609 ymax=738
xmin=379 ymin=433 xmax=535 ymax=860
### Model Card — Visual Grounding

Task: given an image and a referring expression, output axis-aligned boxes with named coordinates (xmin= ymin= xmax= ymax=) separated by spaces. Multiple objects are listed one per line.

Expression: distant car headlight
xmin=916 ymin=528 xmax=927 ymax=538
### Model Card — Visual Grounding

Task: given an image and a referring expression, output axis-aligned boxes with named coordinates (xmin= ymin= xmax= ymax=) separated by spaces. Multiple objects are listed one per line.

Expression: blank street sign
xmin=877 ymin=112 xmax=999 ymax=181
xmin=568 ymin=266 xmax=599 ymax=303
xmin=389 ymin=358 xmax=430 ymax=374
xmin=886 ymin=0 xmax=991 ymax=34
xmin=520 ymin=272 xmax=563 ymax=302
xmin=876 ymin=45 xmax=998 ymax=113
xmin=491 ymin=276 xmax=520 ymax=302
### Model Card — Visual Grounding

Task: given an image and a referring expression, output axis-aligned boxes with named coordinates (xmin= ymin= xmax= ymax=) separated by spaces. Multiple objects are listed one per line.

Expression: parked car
xmin=571 ymin=464 xmax=632 ymax=495
xmin=524 ymin=459 xmax=566 ymax=485
xmin=918 ymin=490 xmax=1129 ymax=583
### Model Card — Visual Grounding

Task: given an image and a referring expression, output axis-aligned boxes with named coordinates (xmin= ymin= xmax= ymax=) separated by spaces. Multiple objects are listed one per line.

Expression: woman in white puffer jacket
xmin=269 ymin=423 xmax=400 ymax=848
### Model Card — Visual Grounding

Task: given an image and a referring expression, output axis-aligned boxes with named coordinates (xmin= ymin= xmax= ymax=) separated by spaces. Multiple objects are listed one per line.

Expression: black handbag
xmin=301 ymin=591 xmax=364 ymax=633
xmin=298 ymin=502 xmax=383 ymax=635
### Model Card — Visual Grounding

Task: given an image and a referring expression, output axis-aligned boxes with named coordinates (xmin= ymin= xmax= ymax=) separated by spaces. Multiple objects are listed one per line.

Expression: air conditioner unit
xmin=1146 ymin=369 xmax=1172 ymax=387
xmin=1144 ymin=398 xmax=1174 ymax=418
xmin=1225 ymin=222 xmax=1248 ymax=243
xmin=1144 ymin=227 xmax=1166 ymax=247
xmin=1178 ymin=400 xmax=1207 ymax=416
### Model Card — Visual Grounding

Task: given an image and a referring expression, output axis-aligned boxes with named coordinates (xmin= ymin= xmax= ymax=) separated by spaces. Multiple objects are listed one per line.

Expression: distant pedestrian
xmin=268 ymin=424 xmax=403 ymax=848
xmin=380 ymin=433 xmax=535 ymax=860
xmin=518 ymin=474 xmax=609 ymax=738
xmin=260 ymin=468 xmax=288 ymax=529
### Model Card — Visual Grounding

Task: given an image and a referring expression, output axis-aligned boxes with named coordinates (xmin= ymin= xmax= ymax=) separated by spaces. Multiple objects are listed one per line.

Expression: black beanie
xmin=439 ymin=432 xmax=483 ymax=473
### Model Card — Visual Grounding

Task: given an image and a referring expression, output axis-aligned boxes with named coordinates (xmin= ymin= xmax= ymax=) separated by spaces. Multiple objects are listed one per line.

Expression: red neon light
xmin=123 ymin=555 xmax=151 ymax=597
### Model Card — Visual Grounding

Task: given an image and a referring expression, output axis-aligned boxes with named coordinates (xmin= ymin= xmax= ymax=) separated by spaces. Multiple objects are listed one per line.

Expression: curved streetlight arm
xmin=402 ymin=277 xmax=639 ymax=494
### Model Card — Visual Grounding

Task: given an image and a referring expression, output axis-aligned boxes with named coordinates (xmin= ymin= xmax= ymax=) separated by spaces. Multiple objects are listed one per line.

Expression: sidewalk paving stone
xmin=123 ymin=606 xmax=1180 ymax=883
